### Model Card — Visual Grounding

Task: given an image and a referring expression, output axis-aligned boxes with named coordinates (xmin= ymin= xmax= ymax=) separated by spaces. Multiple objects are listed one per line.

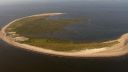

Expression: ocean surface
xmin=0 ymin=1 xmax=128 ymax=72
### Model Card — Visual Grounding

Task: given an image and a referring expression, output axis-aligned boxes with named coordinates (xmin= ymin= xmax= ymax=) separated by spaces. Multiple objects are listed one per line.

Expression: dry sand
xmin=1 ymin=13 xmax=128 ymax=57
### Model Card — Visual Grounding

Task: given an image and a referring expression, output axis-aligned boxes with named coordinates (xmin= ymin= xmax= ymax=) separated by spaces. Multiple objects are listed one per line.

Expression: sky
xmin=0 ymin=0 xmax=30 ymax=3
xmin=0 ymin=0 xmax=124 ymax=2
xmin=0 ymin=0 xmax=126 ymax=4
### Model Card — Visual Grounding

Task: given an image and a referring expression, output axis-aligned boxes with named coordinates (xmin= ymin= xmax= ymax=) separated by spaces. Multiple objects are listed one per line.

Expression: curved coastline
xmin=1 ymin=13 xmax=128 ymax=57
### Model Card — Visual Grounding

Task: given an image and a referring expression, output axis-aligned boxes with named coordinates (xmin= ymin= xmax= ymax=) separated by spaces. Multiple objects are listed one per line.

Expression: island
xmin=1 ymin=13 xmax=128 ymax=57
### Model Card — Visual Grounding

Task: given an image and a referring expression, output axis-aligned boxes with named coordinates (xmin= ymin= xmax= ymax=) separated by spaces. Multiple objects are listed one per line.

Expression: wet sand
xmin=1 ymin=13 xmax=128 ymax=57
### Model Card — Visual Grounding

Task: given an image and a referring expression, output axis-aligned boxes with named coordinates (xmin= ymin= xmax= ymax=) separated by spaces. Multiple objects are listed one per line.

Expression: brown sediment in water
xmin=0 ymin=13 xmax=128 ymax=57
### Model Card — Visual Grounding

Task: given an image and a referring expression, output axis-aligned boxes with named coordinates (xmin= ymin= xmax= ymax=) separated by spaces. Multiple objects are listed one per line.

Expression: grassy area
xmin=6 ymin=15 xmax=119 ymax=51
xmin=22 ymin=39 xmax=119 ymax=51
xmin=7 ymin=16 xmax=81 ymax=38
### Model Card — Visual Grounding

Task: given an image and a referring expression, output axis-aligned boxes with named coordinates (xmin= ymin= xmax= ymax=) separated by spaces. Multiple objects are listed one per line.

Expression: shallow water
xmin=2 ymin=1 xmax=128 ymax=42
xmin=1 ymin=1 xmax=128 ymax=72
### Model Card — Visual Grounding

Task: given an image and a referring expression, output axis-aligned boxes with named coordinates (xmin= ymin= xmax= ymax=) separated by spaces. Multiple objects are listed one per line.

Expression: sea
xmin=0 ymin=0 xmax=128 ymax=72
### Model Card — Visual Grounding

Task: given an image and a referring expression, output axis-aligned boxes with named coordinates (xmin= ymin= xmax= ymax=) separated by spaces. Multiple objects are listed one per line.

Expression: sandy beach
xmin=1 ymin=13 xmax=128 ymax=57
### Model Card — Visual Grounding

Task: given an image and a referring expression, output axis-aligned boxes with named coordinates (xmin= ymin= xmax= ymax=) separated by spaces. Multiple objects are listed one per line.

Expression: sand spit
xmin=1 ymin=13 xmax=128 ymax=57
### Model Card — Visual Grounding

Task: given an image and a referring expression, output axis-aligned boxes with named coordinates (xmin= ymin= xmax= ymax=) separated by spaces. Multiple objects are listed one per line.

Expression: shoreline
xmin=1 ymin=13 xmax=128 ymax=57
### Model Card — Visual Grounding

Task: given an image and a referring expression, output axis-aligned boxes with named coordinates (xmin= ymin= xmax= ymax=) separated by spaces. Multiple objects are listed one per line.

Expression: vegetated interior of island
xmin=6 ymin=15 xmax=119 ymax=52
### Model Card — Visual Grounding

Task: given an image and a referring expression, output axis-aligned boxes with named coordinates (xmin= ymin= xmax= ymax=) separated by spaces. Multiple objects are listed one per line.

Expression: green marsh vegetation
xmin=7 ymin=15 xmax=119 ymax=51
